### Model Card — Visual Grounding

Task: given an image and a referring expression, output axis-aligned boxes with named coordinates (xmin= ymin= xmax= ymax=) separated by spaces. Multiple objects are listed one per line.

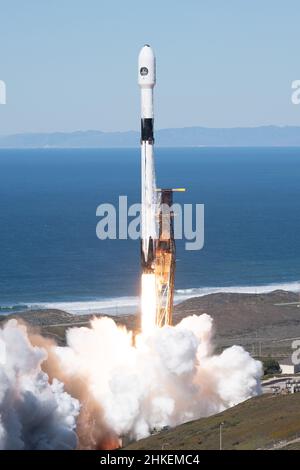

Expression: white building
xmin=280 ymin=360 xmax=300 ymax=375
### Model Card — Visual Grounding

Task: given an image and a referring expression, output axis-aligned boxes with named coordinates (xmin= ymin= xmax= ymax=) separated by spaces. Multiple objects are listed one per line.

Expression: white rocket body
xmin=138 ymin=45 xmax=157 ymax=267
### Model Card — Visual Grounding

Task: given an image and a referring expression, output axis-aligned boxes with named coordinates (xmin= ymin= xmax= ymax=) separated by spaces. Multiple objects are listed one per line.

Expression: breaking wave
xmin=0 ymin=281 xmax=299 ymax=316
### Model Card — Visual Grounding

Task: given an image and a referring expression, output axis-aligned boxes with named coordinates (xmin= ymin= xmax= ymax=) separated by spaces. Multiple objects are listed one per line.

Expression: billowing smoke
xmin=0 ymin=320 xmax=79 ymax=450
xmin=0 ymin=314 xmax=262 ymax=449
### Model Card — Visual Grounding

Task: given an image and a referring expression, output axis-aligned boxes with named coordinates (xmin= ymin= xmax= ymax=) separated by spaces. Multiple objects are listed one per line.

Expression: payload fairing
xmin=138 ymin=45 xmax=184 ymax=329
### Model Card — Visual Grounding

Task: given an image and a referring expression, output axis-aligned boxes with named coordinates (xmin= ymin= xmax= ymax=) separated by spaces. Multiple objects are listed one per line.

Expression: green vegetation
xmin=125 ymin=393 xmax=300 ymax=450
xmin=263 ymin=358 xmax=281 ymax=376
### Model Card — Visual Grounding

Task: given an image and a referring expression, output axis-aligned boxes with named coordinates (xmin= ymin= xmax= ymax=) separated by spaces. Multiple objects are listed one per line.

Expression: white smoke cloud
xmin=0 ymin=320 xmax=80 ymax=450
xmin=54 ymin=313 xmax=262 ymax=443
xmin=0 ymin=314 xmax=262 ymax=449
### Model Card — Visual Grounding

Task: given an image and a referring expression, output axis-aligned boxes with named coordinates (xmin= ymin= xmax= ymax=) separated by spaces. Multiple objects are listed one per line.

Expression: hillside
xmin=174 ymin=290 xmax=300 ymax=334
xmin=125 ymin=393 xmax=300 ymax=450
xmin=174 ymin=290 xmax=300 ymax=356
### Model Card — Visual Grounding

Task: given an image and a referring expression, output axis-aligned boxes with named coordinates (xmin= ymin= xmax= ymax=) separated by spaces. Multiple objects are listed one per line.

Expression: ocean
xmin=0 ymin=147 xmax=299 ymax=315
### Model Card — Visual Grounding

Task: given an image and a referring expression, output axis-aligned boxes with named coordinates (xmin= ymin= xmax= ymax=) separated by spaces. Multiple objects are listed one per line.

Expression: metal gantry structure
xmin=154 ymin=189 xmax=177 ymax=327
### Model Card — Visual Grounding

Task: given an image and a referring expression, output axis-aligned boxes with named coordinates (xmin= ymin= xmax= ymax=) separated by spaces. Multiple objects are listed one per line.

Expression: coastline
xmin=1 ymin=289 xmax=299 ymax=357
xmin=1 ymin=280 xmax=299 ymax=316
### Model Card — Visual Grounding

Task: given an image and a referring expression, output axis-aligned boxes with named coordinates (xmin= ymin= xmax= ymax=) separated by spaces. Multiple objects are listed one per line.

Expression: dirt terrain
xmin=174 ymin=290 xmax=300 ymax=357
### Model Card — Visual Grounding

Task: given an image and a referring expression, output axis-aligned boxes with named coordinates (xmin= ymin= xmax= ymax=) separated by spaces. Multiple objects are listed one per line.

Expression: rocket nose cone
xmin=139 ymin=44 xmax=155 ymax=58
xmin=138 ymin=45 xmax=156 ymax=87
xmin=139 ymin=45 xmax=155 ymax=66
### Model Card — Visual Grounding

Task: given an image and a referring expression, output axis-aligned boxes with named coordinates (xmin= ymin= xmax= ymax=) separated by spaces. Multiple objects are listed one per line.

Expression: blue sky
xmin=0 ymin=0 xmax=299 ymax=134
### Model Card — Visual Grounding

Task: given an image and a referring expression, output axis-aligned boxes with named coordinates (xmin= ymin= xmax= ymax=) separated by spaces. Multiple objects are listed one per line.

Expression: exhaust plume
xmin=54 ymin=313 xmax=262 ymax=444
xmin=0 ymin=313 xmax=262 ymax=449
xmin=0 ymin=320 xmax=79 ymax=450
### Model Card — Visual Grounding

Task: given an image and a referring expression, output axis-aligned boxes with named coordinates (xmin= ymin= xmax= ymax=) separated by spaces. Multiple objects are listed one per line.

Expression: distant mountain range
xmin=1 ymin=126 xmax=300 ymax=148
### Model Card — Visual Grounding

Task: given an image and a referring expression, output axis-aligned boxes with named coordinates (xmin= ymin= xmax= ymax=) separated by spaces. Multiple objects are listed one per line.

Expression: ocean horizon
xmin=0 ymin=146 xmax=300 ymax=315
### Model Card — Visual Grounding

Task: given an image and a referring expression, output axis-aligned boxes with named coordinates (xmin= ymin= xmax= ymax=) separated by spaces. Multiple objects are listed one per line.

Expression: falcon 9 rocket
xmin=138 ymin=45 xmax=157 ymax=272
xmin=138 ymin=45 xmax=183 ymax=330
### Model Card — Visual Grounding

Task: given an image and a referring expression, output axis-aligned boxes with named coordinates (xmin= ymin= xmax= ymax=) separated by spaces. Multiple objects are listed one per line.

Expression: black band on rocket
xmin=141 ymin=118 xmax=154 ymax=143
